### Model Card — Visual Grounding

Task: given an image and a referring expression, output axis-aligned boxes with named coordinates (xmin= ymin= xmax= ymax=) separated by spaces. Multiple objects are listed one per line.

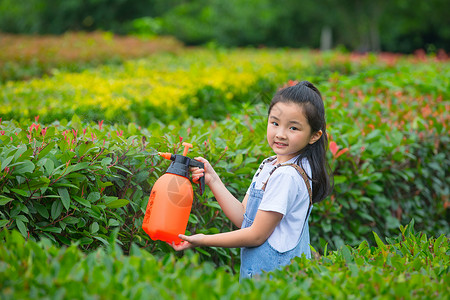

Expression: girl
xmin=170 ymin=81 xmax=333 ymax=280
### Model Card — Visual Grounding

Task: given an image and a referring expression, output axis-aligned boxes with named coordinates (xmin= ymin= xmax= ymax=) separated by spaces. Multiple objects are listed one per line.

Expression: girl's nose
xmin=275 ymin=128 xmax=287 ymax=139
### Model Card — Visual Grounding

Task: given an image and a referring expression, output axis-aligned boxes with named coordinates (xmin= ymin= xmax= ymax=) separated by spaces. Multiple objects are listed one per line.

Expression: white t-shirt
xmin=246 ymin=155 xmax=312 ymax=252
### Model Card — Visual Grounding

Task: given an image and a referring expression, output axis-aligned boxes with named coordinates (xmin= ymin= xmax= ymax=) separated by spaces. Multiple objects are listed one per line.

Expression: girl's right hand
xmin=190 ymin=157 xmax=218 ymax=186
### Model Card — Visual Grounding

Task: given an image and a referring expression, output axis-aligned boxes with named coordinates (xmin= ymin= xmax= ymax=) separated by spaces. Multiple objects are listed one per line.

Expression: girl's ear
xmin=309 ymin=130 xmax=323 ymax=144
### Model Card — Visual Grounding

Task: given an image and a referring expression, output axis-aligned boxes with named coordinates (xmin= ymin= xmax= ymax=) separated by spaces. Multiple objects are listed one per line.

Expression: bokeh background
xmin=1 ymin=0 xmax=449 ymax=53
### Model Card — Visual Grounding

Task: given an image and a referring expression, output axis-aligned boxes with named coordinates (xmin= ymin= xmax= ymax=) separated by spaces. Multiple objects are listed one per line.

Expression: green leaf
xmin=11 ymin=188 xmax=28 ymax=197
xmin=98 ymin=181 xmax=114 ymax=188
xmin=341 ymin=245 xmax=353 ymax=263
xmin=373 ymin=231 xmax=387 ymax=250
xmin=79 ymin=237 xmax=93 ymax=245
xmin=233 ymin=153 xmax=243 ymax=167
xmin=58 ymin=188 xmax=71 ymax=211
xmin=101 ymin=157 xmax=112 ymax=167
xmin=386 ymin=215 xmax=400 ymax=229
xmin=66 ymin=162 xmax=90 ymax=174
xmin=44 ymin=126 xmax=56 ymax=138
xmin=14 ymin=145 xmax=27 ymax=161
xmin=1 ymin=155 xmax=14 ymax=171
xmin=90 ymin=222 xmax=99 ymax=234
xmin=434 ymin=234 xmax=445 ymax=255
xmin=105 ymin=199 xmax=129 ymax=209
xmin=87 ymin=192 xmax=101 ymax=202
xmin=41 ymin=226 xmax=62 ymax=233
xmin=15 ymin=214 xmax=28 ymax=223
xmin=108 ymin=219 xmax=120 ymax=227
xmin=0 ymin=220 xmax=9 ymax=227
xmin=70 ymin=114 xmax=83 ymax=131
xmin=12 ymin=160 xmax=35 ymax=174
xmin=76 ymin=142 xmax=95 ymax=157
xmin=348 ymin=263 xmax=359 ymax=277
xmin=233 ymin=167 xmax=254 ymax=175
xmin=358 ymin=197 xmax=373 ymax=203
xmin=51 ymin=201 xmax=63 ymax=220
xmin=73 ymin=195 xmax=91 ymax=208
xmin=15 ymin=219 xmax=27 ymax=238
xmin=334 ymin=175 xmax=347 ymax=184
xmin=0 ymin=195 xmax=13 ymax=205
xmin=196 ymin=248 xmax=211 ymax=257
xmin=34 ymin=202 xmax=49 ymax=219
xmin=366 ymin=183 xmax=383 ymax=194
xmin=44 ymin=158 xmax=55 ymax=175
xmin=53 ymin=183 xmax=79 ymax=189
xmin=111 ymin=165 xmax=133 ymax=175
xmin=37 ymin=141 xmax=56 ymax=160
xmin=93 ymin=236 xmax=110 ymax=247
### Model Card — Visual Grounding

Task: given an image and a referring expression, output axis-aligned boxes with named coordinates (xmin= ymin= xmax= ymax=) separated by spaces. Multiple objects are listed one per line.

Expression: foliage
xmin=0 ymin=47 xmax=449 ymax=269
xmin=0 ymin=221 xmax=448 ymax=299
xmin=3 ymin=48 xmax=447 ymax=125
xmin=0 ymin=32 xmax=182 ymax=83
xmin=0 ymin=114 xmax=266 ymax=267
xmin=1 ymin=48 xmax=274 ymax=124
xmin=315 ymin=58 xmax=450 ymax=249
xmin=2 ymin=0 xmax=449 ymax=53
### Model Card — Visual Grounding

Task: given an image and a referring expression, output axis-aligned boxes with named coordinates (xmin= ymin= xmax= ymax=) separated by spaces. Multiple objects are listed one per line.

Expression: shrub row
xmin=2 ymin=49 xmax=438 ymax=125
xmin=0 ymin=114 xmax=264 ymax=267
xmin=0 ymin=31 xmax=182 ymax=83
xmin=0 ymin=102 xmax=448 ymax=268
xmin=1 ymin=221 xmax=448 ymax=299
xmin=1 ymin=49 xmax=448 ymax=268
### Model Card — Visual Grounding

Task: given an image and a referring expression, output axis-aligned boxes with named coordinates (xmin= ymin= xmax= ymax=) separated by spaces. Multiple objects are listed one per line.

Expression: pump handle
xmin=182 ymin=142 xmax=193 ymax=156
xmin=189 ymin=159 xmax=205 ymax=195
xmin=158 ymin=150 xmax=205 ymax=195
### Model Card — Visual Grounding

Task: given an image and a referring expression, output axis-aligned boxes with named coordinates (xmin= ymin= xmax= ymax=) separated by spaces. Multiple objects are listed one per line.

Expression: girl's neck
xmin=273 ymin=153 xmax=300 ymax=165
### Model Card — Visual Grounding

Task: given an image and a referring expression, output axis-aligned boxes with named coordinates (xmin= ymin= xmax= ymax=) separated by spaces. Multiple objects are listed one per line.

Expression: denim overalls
xmin=239 ymin=159 xmax=313 ymax=280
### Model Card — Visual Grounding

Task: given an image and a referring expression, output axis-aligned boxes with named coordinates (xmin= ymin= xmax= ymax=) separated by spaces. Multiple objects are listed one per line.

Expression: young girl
xmin=170 ymin=81 xmax=333 ymax=280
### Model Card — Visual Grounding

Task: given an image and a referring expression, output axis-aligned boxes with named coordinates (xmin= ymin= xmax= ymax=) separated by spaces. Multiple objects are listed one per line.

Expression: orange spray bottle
xmin=142 ymin=142 xmax=205 ymax=244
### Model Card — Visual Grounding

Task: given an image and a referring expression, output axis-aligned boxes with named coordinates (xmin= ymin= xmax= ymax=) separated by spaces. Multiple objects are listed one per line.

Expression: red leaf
xmin=329 ymin=141 xmax=338 ymax=156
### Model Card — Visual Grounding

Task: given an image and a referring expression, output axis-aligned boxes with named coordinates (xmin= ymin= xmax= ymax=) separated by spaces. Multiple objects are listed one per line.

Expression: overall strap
xmin=261 ymin=162 xmax=313 ymax=243
xmin=254 ymin=156 xmax=277 ymax=178
xmin=283 ymin=163 xmax=313 ymax=206
xmin=262 ymin=163 xmax=312 ymax=207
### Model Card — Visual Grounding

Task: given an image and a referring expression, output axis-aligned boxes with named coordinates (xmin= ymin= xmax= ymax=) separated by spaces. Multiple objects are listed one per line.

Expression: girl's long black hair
xmin=268 ymin=81 xmax=333 ymax=203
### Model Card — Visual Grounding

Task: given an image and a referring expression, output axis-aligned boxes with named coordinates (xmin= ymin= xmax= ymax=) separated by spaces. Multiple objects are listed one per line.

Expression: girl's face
xmin=267 ymin=102 xmax=322 ymax=164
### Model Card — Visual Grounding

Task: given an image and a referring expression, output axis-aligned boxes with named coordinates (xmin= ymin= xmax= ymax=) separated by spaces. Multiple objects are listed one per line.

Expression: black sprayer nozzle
xmin=159 ymin=143 xmax=205 ymax=195
xmin=160 ymin=153 xmax=205 ymax=195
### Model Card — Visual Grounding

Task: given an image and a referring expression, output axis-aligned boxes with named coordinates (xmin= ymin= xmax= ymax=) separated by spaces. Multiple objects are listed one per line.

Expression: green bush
xmin=0 ymin=114 xmax=266 ymax=267
xmin=1 ymin=100 xmax=448 ymax=269
xmin=1 ymin=220 xmax=448 ymax=299
xmin=1 ymin=49 xmax=448 ymax=270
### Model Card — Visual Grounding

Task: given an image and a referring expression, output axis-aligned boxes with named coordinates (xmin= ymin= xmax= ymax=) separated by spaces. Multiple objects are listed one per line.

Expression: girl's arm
xmin=191 ymin=157 xmax=247 ymax=227
xmin=171 ymin=209 xmax=283 ymax=250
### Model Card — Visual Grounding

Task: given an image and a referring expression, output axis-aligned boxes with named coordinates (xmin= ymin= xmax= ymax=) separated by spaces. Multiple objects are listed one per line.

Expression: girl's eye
xmin=272 ymin=122 xmax=278 ymax=126
xmin=290 ymin=126 xmax=298 ymax=131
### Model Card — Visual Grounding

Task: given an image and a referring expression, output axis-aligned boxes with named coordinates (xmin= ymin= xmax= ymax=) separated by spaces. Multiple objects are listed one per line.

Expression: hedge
xmin=0 ymin=220 xmax=448 ymax=299
xmin=0 ymin=48 xmax=449 ymax=269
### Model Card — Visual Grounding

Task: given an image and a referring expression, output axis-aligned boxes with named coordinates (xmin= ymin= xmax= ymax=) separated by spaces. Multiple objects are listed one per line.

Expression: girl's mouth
xmin=274 ymin=142 xmax=288 ymax=148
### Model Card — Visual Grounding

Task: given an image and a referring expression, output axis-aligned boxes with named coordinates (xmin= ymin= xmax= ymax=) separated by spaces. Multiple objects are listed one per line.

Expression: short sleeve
xmin=258 ymin=168 xmax=300 ymax=215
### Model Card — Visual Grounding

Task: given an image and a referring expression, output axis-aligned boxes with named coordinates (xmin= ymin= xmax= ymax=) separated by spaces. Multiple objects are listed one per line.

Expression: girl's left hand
xmin=168 ymin=234 xmax=206 ymax=251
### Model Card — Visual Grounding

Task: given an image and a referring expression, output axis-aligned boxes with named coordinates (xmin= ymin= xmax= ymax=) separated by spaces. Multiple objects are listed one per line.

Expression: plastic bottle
xmin=142 ymin=142 xmax=205 ymax=244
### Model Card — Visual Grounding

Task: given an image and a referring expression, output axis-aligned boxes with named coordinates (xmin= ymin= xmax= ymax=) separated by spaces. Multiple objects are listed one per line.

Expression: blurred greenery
xmin=1 ymin=223 xmax=449 ymax=298
xmin=0 ymin=0 xmax=448 ymax=53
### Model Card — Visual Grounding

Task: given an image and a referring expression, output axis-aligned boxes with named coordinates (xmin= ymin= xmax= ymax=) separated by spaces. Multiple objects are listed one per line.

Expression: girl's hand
xmin=168 ymin=240 xmax=194 ymax=251
xmin=168 ymin=234 xmax=206 ymax=251
xmin=190 ymin=157 xmax=218 ymax=186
